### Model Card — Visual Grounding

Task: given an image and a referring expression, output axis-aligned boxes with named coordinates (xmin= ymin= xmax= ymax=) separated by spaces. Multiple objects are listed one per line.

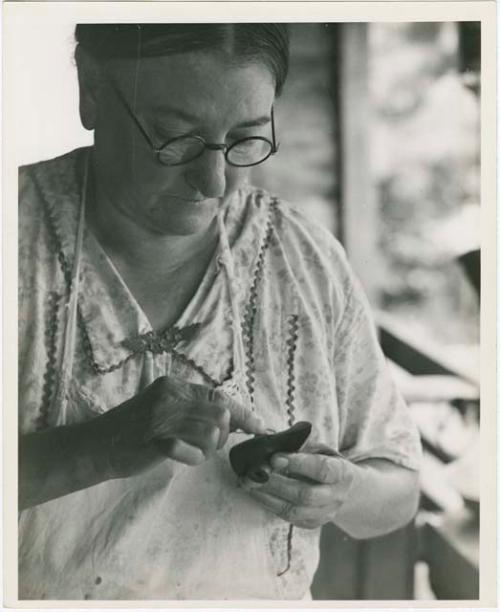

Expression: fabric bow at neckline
xmin=121 ymin=323 xmax=202 ymax=355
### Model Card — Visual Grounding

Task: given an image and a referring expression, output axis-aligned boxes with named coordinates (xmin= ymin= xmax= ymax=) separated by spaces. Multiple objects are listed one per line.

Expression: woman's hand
xmin=101 ymin=375 xmax=265 ymax=479
xmin=241 ymin=451 xmax=355 ymax=530
xmin=19 ymin=375 xmax=264 ymax=509
xmin=242 ymin=452 xmax=419 ymax=537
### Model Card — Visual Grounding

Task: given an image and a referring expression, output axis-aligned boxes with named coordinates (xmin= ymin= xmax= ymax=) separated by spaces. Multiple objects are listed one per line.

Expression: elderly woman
xmin=18 ymin=24 xmax=421 ymax=600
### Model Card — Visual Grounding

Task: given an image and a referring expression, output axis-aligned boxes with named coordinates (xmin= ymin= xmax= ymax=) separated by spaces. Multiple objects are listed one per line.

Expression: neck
xmin=87 ymin=179 xmax=219 ymax=274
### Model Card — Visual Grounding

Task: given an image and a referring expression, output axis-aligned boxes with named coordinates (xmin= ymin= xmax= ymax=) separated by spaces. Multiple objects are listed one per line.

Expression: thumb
xmin=301 ymin=441 xmax=343 ymax=457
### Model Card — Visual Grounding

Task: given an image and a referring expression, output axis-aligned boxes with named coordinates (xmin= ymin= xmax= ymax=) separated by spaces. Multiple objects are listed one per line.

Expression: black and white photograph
xmin=2 ymin=1 xmax=496 ymax=606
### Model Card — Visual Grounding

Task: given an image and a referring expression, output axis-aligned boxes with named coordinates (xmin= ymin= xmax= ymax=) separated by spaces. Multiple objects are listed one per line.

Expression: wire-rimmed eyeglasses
xmin=107 ymin=79 xmax=279 ymax=168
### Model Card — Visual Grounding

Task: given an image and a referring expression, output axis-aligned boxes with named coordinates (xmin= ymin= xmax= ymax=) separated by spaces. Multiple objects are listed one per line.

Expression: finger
xmin=270 ymin=453 xmax=347 ymax=485
xmin=214 ymin=405 xmax=230 ymax=449
xmin=300 ymin=441 xmax=343 ymax=457
xmin=244 ymin=473 xmax=335 ymax=508
xmin=239 ymin=474 xmax=270 ymax=490
xmin=247 ymin=489 xmax=324 ymax=528
xmin=152 ymin=419 xmax=219 ymax=458
xmin=224 ymin=398 xmax=265 ymax=435
xmin=247 ymin=488 xmax=298 ymax=522
xmin=150 ymin=397 xmax=228 ymax=450
xmin=154 ymin=438 xmax=205 ymax=466
xmin=176 ymin=419 xmax=221 ymax=457
xmin=184 ymin=403 xmax=231 ymax=450
xmin=199 ymin=387 xmax=265 ymax=437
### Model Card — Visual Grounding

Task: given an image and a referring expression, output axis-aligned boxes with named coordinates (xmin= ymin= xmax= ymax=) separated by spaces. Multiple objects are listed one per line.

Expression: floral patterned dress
xmin=18 ymin=147 xmax=421 ymax=600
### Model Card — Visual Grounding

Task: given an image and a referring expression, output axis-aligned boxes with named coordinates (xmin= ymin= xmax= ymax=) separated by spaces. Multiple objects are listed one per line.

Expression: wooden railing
xmin=380 ymin=318 xmax=479 ymax=599
xmin=312 ymin=310 xmax=479 ymax=600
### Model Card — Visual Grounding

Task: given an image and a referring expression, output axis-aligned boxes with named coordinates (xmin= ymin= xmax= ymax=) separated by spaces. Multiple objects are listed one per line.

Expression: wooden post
xmin=338 ymin=23 xmax=380 ymax=306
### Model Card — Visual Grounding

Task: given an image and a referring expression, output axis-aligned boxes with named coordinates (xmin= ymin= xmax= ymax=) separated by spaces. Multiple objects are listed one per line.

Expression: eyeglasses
xmin=107 ymin=79 xmax=279 ymax=168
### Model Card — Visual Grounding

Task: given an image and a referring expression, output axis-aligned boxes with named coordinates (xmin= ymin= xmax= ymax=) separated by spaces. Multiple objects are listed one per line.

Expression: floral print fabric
xmin=18 ymin=148 xmax=421 ymax=600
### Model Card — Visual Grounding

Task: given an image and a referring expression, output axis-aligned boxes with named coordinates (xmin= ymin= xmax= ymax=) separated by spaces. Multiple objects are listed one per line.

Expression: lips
xmin=166 ymin=194 xmax=218 ymax=206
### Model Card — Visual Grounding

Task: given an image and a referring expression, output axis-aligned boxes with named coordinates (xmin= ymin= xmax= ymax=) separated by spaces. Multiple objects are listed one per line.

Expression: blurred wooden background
xmin=256 ymin=22 xmax=480 ymax=600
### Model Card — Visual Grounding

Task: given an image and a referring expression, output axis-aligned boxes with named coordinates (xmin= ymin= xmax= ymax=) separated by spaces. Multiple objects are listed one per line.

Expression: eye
xmin=151 ymin=122 xmax=193 ymax=144
xmin=227 ymin=137 xmax=272 ymax=166
xmin=229 ymin=128 xmax=266 ymax=143
xmin=231 ymin=139 xmax=259 ymax=150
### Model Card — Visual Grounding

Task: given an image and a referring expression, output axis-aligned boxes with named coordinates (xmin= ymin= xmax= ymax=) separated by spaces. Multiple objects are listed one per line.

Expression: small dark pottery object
xmin=229 ymin=421 xmax=312 ymax=483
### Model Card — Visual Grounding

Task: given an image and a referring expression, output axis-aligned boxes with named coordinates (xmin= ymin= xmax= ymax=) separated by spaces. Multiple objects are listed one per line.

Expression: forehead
xmin=109 ymin=52 xmax=276 ymax=124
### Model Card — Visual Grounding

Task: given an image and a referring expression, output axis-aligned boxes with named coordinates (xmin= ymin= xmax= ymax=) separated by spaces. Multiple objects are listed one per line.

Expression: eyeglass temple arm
xmin=271 ymin=108 xmax=279 ymax=153
xmin=107 ymin=79 xmax=159 ymax=152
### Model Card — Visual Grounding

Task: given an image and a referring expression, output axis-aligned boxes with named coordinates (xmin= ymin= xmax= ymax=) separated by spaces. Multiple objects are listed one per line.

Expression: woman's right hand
xmin=99 ymin=375 xmax=265 ymax=479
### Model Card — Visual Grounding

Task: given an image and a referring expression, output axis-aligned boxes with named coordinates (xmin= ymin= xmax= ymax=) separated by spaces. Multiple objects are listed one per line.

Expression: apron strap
xmin=53 ymin=151 xmax=90 ymax=426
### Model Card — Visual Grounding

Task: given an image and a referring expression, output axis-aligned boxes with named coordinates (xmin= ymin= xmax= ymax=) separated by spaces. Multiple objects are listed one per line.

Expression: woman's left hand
xmin=241 ymin=451 xmax=356 ymax=530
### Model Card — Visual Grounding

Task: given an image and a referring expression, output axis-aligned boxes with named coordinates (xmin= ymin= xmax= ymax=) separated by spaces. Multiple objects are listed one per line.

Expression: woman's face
xmin=90 ymin=52 xmax=276 ymax=236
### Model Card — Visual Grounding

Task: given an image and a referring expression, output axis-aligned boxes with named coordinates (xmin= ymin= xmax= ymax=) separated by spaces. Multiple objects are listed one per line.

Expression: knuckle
xmin=279 ymin=502 xmax=296 ymax=522
xmin=208 ymin=388 xmax=225 ymax=404
xmin=149 ymin=376 xmax=168 ymax=398
xmin=318 ymin=456 xmax=332 ymax=482
xmin=213 ymin=404 xmax=229 ymax=422
xmin=187 ymin=379 xmax=204 ymax=394
xmin=192 ymin=420 xmax=212 ymax=441
xmin=204 ymin=422 xmax=219 ymax=440
xmin=342 ymin=460 xmax=354 ymax=487
xmin=168 ymin=438 xmax=181 ymax=453
xmin=298 ymin=485 xmax=313 ymax=506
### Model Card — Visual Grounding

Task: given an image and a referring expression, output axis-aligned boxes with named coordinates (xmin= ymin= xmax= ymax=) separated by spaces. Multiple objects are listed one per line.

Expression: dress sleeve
xmin=334 ymin=268 xmax=422 ymax=471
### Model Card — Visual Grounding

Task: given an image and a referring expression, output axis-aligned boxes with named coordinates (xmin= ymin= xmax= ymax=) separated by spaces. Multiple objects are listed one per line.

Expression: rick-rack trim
xmin=277 ymin=313 xmax=300 ymax=577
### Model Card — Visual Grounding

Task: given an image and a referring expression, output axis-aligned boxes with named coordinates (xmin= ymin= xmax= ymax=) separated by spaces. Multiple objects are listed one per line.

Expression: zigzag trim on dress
xmin=242 ymin=194 xmax=278 ymax=405
xmin=277 ymin=313 xmax=300 ymax=577
xmin=284 ymin=314 xmax=299 ymax=427
xmin=37 ymin=291 xmax=62 ymax=430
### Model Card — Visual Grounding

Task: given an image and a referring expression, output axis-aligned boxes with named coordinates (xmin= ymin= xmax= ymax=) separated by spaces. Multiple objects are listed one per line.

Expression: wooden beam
xmin=338 ymin=23 xmax=380 ymax=304
xmin=422 ymin=511 xmax=479 ymax=599
xmin=377 ymin=313 xmax=479 ymax=386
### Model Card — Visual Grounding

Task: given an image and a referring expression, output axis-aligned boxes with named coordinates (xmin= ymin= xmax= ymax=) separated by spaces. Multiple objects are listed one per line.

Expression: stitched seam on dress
xmin=334 ymin=282 xmax=357 ymax=345
xmin=37 ymin=291 xmax=62 ymax=430
xmin=242 ymin=194 xmax=277 ymax=405
xmin=277 ymin=313 xmax=299 ymax=577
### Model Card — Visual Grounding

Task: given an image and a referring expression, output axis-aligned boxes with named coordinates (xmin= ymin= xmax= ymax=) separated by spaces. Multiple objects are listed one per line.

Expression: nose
xmin=185 ymin=149 xmax=227 ymax=199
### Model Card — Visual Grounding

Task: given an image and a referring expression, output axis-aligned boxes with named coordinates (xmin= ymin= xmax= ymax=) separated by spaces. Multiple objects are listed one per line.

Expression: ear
xmin=75 ymin=45 xmax=104 ymax=130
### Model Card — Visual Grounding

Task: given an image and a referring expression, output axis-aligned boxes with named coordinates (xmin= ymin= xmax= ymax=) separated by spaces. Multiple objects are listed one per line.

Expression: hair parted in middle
xmin=75 ymin=23 xmax=290 ymax=95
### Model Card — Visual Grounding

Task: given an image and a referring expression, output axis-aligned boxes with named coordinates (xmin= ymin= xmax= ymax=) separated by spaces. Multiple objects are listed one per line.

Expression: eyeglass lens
xmin=157 ymin=136 xmax=273 ymax=167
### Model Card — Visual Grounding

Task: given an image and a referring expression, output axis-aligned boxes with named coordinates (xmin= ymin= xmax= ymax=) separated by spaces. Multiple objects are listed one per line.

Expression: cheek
xmin=96 ymin=107 xmax=163 ymax=186
xmin=132 ymin=166 xmax=184 ymax=210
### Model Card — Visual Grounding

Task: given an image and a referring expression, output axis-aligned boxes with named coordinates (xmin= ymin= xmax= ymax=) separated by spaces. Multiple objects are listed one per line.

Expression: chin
xmin=142 ymin=193 xmax=221 ymax=236
xmin=148 ymin=208 xmax=217 ymax=237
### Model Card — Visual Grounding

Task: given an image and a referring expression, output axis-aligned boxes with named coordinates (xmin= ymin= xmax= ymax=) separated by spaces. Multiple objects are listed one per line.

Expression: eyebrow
xmin=148 ymin=105 xmax=271 ymax=129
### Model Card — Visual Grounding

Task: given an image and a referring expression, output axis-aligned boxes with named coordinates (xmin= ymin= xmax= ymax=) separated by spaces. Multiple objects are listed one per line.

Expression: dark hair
xmin=75 ymin=23 xmax=289 ymax=95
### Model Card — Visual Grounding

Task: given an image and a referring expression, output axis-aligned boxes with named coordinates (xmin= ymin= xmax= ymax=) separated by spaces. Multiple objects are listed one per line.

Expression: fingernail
xmin=265 ymin=428 xmax=276 ymax=435
xmin=239 ymin=477 xmax=262 ymax=490
xmin=271 ymin=454 xmax=289 ymax=470
xmin=254 ymin=418 xmax=267 ymax=434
